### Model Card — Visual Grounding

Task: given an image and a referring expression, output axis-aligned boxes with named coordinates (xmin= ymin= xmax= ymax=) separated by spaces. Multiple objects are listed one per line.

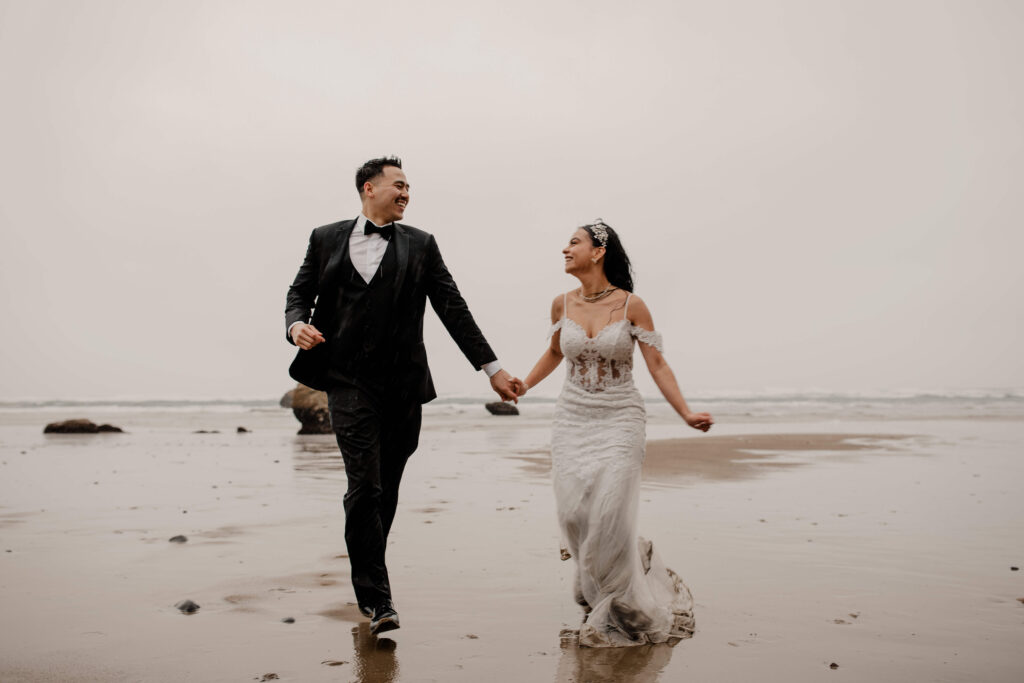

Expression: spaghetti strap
xmin=624 ymin=292 xmax=633 ymax=319
xmin=549 ymin=291 xmax=570 ymax=339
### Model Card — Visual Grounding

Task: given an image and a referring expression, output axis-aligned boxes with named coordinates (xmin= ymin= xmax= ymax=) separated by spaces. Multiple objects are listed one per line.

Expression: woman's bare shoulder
xmin=626 ymin=293 xmax=654 ymax=326
xmin=550 ymin=291 xmax=571 ymax=321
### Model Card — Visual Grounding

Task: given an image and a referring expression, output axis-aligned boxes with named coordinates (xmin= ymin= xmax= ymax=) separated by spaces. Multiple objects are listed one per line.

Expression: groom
xmin=285 ymin=156 xmax=518 ymax=634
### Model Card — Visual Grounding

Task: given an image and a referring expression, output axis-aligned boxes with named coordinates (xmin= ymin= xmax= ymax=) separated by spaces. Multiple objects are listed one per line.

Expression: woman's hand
xmin=683 ymin=411 xmax=714 ymax=432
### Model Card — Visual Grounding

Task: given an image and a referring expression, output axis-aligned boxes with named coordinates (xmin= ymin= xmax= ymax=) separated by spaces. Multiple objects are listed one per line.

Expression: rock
xmin=175 ymin=599 xmax=200 ymax=614
xmin=280 ymin=389 xmax=295 ymax=408
xmin=44 ymin=419 xmax=123 ymax=434
xmin=830 ymin=662 xmax=839 ymax=669
xmin=192 ymin=430 xmax=220 ymax=434
xmin=291 ymin=383 xmax=331 ymax=434
xmin=260 ymin=674 xmax=279 ymax=681
xmin=168 ymin=535 xmax=188 ymax=543
xmin=1012 ymin=566 xmax=1020 ymax=571
xmin=237 ymin=426 xmax=250 ymax=433
xmin=485 ymin=401 xmax=519 ymax=416
xmin=281 ymin=617 xmax=295 ymax=623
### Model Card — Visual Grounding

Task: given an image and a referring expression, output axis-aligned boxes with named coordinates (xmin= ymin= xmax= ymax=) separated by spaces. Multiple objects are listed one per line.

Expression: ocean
xmin=2 ymin=388 xmax=1022 ymax=430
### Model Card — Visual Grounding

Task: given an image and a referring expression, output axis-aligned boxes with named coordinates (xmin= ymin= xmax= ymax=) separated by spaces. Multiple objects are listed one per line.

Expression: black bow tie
xmin=364 ymin=221 xmax=394 ymax=240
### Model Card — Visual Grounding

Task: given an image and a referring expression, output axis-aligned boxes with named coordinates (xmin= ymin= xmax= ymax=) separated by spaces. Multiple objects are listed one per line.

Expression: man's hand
xmin=291 ymin=323 xmax=326 ymax=350
xmin=489 ymin=369 xmax=520 ymax=403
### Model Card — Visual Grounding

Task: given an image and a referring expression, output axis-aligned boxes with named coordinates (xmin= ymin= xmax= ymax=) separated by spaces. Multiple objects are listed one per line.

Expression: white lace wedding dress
xmin=550 ymin=293 xmax=695 ymax=648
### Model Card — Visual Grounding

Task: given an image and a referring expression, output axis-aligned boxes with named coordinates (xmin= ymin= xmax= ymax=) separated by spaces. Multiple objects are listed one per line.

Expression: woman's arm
xmin=518 ymin=295 xmax=566 ymax=396
xmin=629 ymin=296 xmax=713 ymax=432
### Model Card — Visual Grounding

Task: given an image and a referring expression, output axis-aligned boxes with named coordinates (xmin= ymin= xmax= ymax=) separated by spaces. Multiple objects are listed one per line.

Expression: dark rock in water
xmin=237 ymin=426 xmax=250 ymax=433
xmin=168 ymin=535 xmax=188 ymax=543
xmin=260 ymin=675 xmax=280 ymax=682
xmin=1012 ymin=566 xmax=1020 ymax=571
xmin=192 ymin=430 xmax=220 ymax=434
xmin=291 ymin=383 xmax=331 ymax=434
xmin=280 ymin=389 xmax=295 ymax=408
xmin=44 ymin=419 xmax=124 ymax=434
xmin=485 ymin=402 xmax=519 ymax=416
xmin=281 ymin=617 xmax=295 ymax=624
xmin=175 ymin=599 xmax=200 ymax=614
xmin=830 ymin=662 xmax=839 ymax=670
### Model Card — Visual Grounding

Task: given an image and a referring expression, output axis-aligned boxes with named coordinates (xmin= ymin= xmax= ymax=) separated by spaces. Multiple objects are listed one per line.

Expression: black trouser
xmin=327 ymin=384 xmax=422 ymax=610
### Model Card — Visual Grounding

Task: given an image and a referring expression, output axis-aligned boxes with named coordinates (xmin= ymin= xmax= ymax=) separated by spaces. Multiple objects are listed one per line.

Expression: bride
xmin=515 ymin=220 xmax=713 ymax=648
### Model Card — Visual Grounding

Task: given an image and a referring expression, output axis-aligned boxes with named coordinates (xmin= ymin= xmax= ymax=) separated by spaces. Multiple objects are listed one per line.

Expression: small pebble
xmin=1011 ymin=566 xmax=1019 ymax=571
xmin=259 ymin=675 xmax=279 ymax=681
xmin=169 ymin=535 xmax=188 ymax=543
xmin=830 ymin=662 xmax=839 ymax=669
xmin=175 ymin=599 xmax=200 ymax=614
xmin=282 ymin=617 xmax=295 ymax=624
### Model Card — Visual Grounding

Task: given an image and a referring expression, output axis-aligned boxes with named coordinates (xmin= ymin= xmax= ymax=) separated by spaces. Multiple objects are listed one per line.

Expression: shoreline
xmin=1 ymin=417 xmax=1022 ymax=681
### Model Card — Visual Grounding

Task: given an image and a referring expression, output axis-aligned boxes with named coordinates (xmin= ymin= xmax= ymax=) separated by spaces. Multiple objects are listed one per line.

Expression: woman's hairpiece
xmin=586 ymin=219 xmax=609 ymax=248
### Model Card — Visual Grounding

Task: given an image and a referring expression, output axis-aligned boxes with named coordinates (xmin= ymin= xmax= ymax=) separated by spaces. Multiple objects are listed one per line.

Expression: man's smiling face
xmin=364 ymin=165 xmax=410 ymax=224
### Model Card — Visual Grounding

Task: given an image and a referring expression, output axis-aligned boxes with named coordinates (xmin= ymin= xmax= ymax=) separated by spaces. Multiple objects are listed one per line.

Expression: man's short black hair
xmin=356 ymin=156 xmax=403 ymax=195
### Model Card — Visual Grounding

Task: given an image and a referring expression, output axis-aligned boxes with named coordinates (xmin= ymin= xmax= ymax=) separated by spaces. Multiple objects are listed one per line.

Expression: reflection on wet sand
xmin=554 ymin=639 xmax=676 ymax=683
xmin=291 ymin=436 xmax=346 ymax=494
xmin=349 ymin=623 xmax=399 ymax=683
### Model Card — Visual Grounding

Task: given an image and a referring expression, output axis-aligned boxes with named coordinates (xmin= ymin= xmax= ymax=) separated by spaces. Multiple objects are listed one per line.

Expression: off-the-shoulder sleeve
xmin=630 ymin=325 xmax=664 ymax=352
xmin=547 ymin=319 xmax=564 ymax=339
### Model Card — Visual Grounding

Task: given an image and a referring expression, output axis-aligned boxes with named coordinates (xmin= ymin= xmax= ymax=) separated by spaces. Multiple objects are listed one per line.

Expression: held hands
xmin=683 ymin=411 xmax=714 ymax=432
xmin=490 ymin=371 xmax=533 ymax=403
xmin=509 ymin=378 xmax=529 ymax=398
xmin=489 ymin=369 xmax=521 ymax=403
xmin=291 ymin=323 xmax=326 ymax=350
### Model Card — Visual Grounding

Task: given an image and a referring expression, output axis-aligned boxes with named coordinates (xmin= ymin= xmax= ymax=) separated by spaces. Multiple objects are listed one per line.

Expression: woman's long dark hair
xmin=582 ymin=220 xmax=634 ymax=292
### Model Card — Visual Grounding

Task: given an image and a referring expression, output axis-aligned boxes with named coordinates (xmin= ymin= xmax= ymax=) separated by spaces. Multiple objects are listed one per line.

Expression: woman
xmin=516 ymin=220 xmax=713 ymax=648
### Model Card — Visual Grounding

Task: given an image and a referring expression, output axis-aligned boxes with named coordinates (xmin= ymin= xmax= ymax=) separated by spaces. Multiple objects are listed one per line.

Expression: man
xmin=285 ymin=157 xmax=518 ymax=635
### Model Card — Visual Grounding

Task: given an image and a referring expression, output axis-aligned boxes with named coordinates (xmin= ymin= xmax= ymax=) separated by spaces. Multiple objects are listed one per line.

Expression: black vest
xmin=327 ymin=239 xmax=400 ymax=394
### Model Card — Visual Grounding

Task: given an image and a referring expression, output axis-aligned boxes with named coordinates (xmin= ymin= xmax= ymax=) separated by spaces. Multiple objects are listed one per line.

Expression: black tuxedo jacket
xmin=285 ymin=219 xmax=496 ymax=403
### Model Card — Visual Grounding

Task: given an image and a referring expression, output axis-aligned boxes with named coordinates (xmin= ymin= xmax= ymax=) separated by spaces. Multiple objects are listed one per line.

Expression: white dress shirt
xmin=350 ymin=214 xmax=392 ymax=283
xmin=289 ymin=215 xmax=502 ymax=378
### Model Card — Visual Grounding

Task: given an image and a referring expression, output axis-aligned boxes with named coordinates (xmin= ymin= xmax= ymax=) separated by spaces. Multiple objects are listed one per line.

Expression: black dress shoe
xmin=369 ymin=601 xmax=400 ymax=635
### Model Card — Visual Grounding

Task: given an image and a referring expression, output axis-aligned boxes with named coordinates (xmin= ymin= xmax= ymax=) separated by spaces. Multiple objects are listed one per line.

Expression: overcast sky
xmin=1 ymin=0 xmax=1021 ymax=400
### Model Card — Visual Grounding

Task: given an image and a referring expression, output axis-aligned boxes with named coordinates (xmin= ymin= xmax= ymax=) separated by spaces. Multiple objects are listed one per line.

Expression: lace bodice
xmin=549 ymin=294 xmax=664 ymax=393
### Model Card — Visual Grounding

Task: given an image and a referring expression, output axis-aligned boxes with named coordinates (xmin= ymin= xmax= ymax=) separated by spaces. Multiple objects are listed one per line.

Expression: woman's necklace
xmin=579 ymin=286 xmax=618 ymax=303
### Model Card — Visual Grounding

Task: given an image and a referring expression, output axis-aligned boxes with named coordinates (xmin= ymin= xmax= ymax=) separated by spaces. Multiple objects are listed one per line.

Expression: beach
xmin=1 ymin=396 xmax=1022 ymax=682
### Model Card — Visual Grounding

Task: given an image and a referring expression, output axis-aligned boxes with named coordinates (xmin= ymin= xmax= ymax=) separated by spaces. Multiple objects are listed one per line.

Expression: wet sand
xmin=1 ymin=412 xmax=1022 ymax=681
